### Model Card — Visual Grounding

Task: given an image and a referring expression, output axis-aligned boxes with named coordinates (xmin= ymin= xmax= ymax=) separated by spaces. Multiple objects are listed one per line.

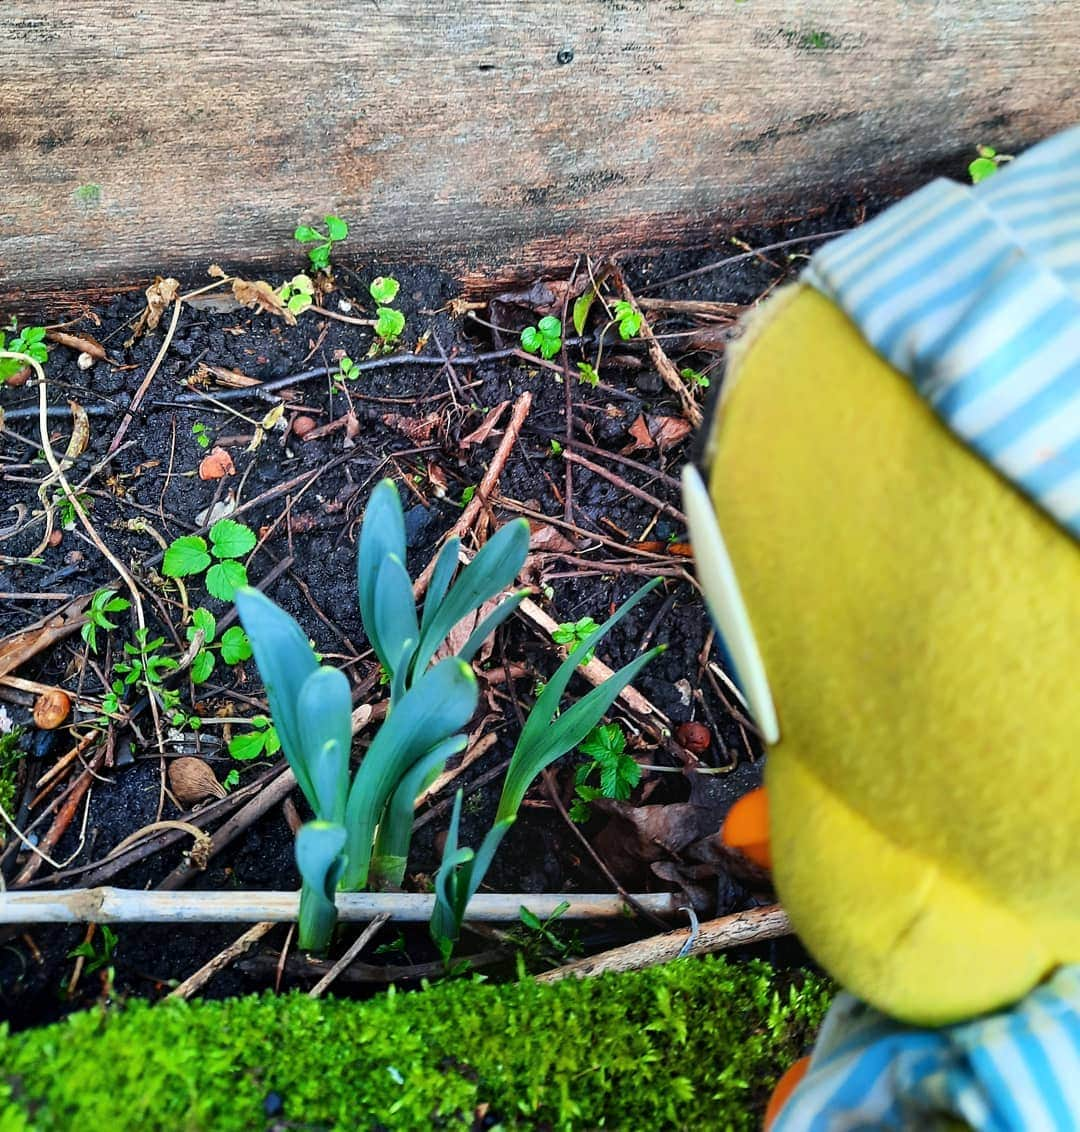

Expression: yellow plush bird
xmin=683 ymin=127 xmax=1080 ymax=1128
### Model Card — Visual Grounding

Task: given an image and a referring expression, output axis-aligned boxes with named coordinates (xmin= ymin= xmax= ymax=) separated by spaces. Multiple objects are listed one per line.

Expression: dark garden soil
xmin=0 ymin=205 xmax=869 ymax=1029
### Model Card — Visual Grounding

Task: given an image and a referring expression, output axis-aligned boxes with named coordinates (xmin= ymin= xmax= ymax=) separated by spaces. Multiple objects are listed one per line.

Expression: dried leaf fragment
xmin=199 ymin=447 xmax=236 ymax=480
xmin=232 ymin=278 xmax=296 ymax=325
xmin=381 ymin=412 xmax=441 ymax=443
xmin=46 ymin=330 xmax=109 ymax=361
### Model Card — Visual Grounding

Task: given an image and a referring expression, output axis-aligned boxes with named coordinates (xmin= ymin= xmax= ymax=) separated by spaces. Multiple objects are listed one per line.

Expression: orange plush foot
xmin=722 ymin=786 xmax=772 ymax=870
xmin=763 ymin=1055 xmax=810 ymax=1130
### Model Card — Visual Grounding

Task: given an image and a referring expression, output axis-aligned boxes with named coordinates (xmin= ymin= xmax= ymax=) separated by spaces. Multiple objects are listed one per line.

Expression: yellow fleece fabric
xmin=706 ymin=284 xmax=1080 ymax=1026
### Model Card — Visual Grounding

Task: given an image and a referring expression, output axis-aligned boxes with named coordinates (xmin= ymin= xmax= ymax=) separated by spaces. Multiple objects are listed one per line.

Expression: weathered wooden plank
xmin=0 ymin=1 xmax=1077 ymax=305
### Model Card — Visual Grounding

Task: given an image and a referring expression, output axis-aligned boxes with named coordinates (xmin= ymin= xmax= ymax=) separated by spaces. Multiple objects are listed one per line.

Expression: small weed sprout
xmin=373 ymin=307 xmax=406 ymax=349
xmin=369 ymin=276 xmax=400 ymax=304
xmin=511 ymin=900 xmax=580 ymax=964
xmin=553 ymin=616 xmax=600 ymax=664
xmin=82 ymin=589 xmax=131 ymax=654
xmin=569 ymin=723 xmax=641 ymax=822
xmin=680 ymin=366 xmax=710 ymax=389
xmin=278 ymin=274 xmax=315 ymax=316
xmin=612 ymin=300 xmax=642 ymax=340
xmin=163 ymin=518 xmax=258 ymax=602
xmin=191 ymin=422 xmax=211 ymax=449
xmin=55 ymin=490 xmax=92 ymax=530
xmin=228 ymin=714 xmax=281 ymax=761
xmin=520 ymin=315 xmax=563 ymax=360
xmin=969 ymin=144 xmax=1013 ymax=184
xmin=185 ymin=607 xmax=252 ymax=685
xmin=0 ymin=323 xmax=47 ymax=385
xmin=110 ymin=629 xmax=199 ymax=730
xmin=67 ymin=924 xmax=118 ymax=975
xmin=576 ymin=362 xmax=600 ymax=387
xmin=294 ymin=216 xmax=349 ymax=272
xmin=337 ymin=355 xmax=361 ymax=381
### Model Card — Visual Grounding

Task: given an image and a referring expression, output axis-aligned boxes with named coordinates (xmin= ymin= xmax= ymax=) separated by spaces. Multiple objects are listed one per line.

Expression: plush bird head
xmin=683 ymin=128 xmax=1080 ymax=1027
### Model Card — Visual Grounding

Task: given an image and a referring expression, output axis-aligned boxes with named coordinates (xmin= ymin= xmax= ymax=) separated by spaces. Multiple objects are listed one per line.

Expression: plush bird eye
xmin=682 ymin=464 xmax=780 ymax=744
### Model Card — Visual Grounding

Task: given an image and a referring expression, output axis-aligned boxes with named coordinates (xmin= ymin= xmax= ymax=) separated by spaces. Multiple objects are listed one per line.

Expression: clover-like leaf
xmin=163 ymin=536 xmax=211 ymax=578
xmin=209 ymin=519 xmax=257 ymax=560
xmin=294 ymin=225 xmax=321 ymax=243
xmin=206 ymin=559 xmax=248 ymax=601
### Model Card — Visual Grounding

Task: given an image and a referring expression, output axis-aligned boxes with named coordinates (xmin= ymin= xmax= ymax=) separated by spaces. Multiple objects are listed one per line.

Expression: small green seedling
xmin=0 ymin=323 xmax=47 ymax=384
xmin=279 ymin=274 xmax=315 ymax=316
xmin=338 ymin=355 xmax=361 ymax=381
xmin=521 ymin=316 xmax=563 ymax=360
xmin=228 ymin=714 xmax=281 ymax=761
xmin=56 ymin=490 xmax=91 ymax=530
xmin=569 ymin=723 xmax=641 ymax=822
xmin=82 ymin=589 xmax=131 ymax=654
xmin=369 ymin=276 xmax=400 ymax=305
xmin=185 ymin=607 xmax=252 ymax=685
xmin=111 ymin=628 xmax=201 ymax=730
xmin=552 ymin=616 xmax=600 ymax=664
xmin=222 ymin=768 xmax=240 ymax=790
xmin=681 ymin=366 xmax=710 ymax=389
xmin=576 ymin=362 xmax=600 ymax=387
xmin=969 ymin=145 xmax=1012 ymax=184
xmin=163 ymin=518 xmax=258 ymax=602
xmin=612 ymin=300 xmax=642 ymax=340
xmin=191 ymin=422 xmax=211 ymax=449
xmin=373 ymin=307 xmax=406 ymax=348
xmin=513 ymin=900 xmax=578 ymax=963
xmin=460 ymin=484 xmax=476 ymax=506
xmin=67 ymin=925 xmax=118 ymax=975
xmin=548 ymin=438 xmax=563 ymax=457
xmin=294 ymin=216 xmax=349 ymax=272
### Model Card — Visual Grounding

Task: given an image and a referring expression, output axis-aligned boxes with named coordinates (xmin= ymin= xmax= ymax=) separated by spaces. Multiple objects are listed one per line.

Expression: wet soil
xmin=0 ymin=206 xmax=868 ymax=1028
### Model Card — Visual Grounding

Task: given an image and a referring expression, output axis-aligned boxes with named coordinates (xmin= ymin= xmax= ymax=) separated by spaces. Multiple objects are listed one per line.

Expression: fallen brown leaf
xmin=381 ymin=412 xmax=441 ymax=443
xmin=198 ymin=447 xmax=236 ymax=480
xmin=528 ymin=523 xmax=577 ymax=554
xmin=232 ymin=278 xmax=297 ymax=326
xmin=46 ymin=330 xmax=109 ymax=361
xmin=624 ymin=414 xmax=654 ymax=451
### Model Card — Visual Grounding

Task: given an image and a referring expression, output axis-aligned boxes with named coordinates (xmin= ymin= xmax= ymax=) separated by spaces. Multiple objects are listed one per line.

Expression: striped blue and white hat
xmin=805 ymin=126 xmax=1080 ymax=540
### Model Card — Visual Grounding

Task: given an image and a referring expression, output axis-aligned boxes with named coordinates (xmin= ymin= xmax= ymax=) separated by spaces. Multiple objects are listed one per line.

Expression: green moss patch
xmin=0 ymin=955 xmax=830 ymax=1130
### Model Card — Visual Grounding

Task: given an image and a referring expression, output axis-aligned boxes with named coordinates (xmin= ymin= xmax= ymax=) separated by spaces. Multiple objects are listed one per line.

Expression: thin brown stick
xmin=413 ymin=390 xmax=532 ymax=599
xmin=537 ymin=904 xmax=792 ymax=981
xmin=616 ymin=277 xmax=702 ymax=428
xmin=563 ymin=450 xmax=686 ymax=524
xmin=308 ymin=914 xmax=390 ymax=998
xmin=13 ymin=747 xmax=106 ymax=885
xmin=168 ymin=920 xmax=276 ymax=999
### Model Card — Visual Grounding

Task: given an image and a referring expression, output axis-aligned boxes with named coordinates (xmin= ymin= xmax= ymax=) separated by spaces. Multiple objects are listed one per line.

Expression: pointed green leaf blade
xmin=419 ymin=538 xmax=461 ymax=636
xmin=295 ymin=821 xmax=346 ymax=952
xmin=234 ymin=587 xmax=320 ymax=805
xmin=357 ymin=480 xmax=408 ymax=670
xmin=297 ymin=666 xmax=353 ymax=822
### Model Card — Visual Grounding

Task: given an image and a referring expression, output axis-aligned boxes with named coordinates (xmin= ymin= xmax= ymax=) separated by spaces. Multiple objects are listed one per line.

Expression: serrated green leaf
xmin=219 ymin=625 xmax=252 ymax=664
xmin=520 ymin=326 xmax=541 ymax=353
xmin=294 ymin=225 xmax=321 ymax=243
xmin=537 ymin=315 xmax=561 ymax=336
xmin=162 ymin=536 xmax=210 ymax=578
xmin=209 ymin=519 xmax=257 ymax=559
xmin=190 ymin=650 xmax=216 ymax=685
xmin=309 ymin=244 xmax=331 ymax=270
xmin=324 ymin=215 xmax=348 ymax=241
xmin=190 ymin=606 xmax=217 ymax=645
xmin=206 ymin=560 xmax=248 ymax=601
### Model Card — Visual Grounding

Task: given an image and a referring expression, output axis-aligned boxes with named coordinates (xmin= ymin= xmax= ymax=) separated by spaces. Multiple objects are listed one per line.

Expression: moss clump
xmin=0 ymin=955 xmax=830 ymax=1130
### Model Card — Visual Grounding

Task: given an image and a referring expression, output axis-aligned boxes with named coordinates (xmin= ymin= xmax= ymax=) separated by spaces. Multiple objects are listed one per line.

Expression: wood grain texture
xmin=1 ymin=0 xmax=1077 ymax=307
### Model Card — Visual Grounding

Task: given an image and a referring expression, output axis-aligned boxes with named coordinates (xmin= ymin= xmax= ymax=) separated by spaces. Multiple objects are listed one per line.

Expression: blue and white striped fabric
xmin=773 ymin=966 xmax=1080 ymax=1131
xmin=804 ymin=126 xmax=1080 ymax=540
